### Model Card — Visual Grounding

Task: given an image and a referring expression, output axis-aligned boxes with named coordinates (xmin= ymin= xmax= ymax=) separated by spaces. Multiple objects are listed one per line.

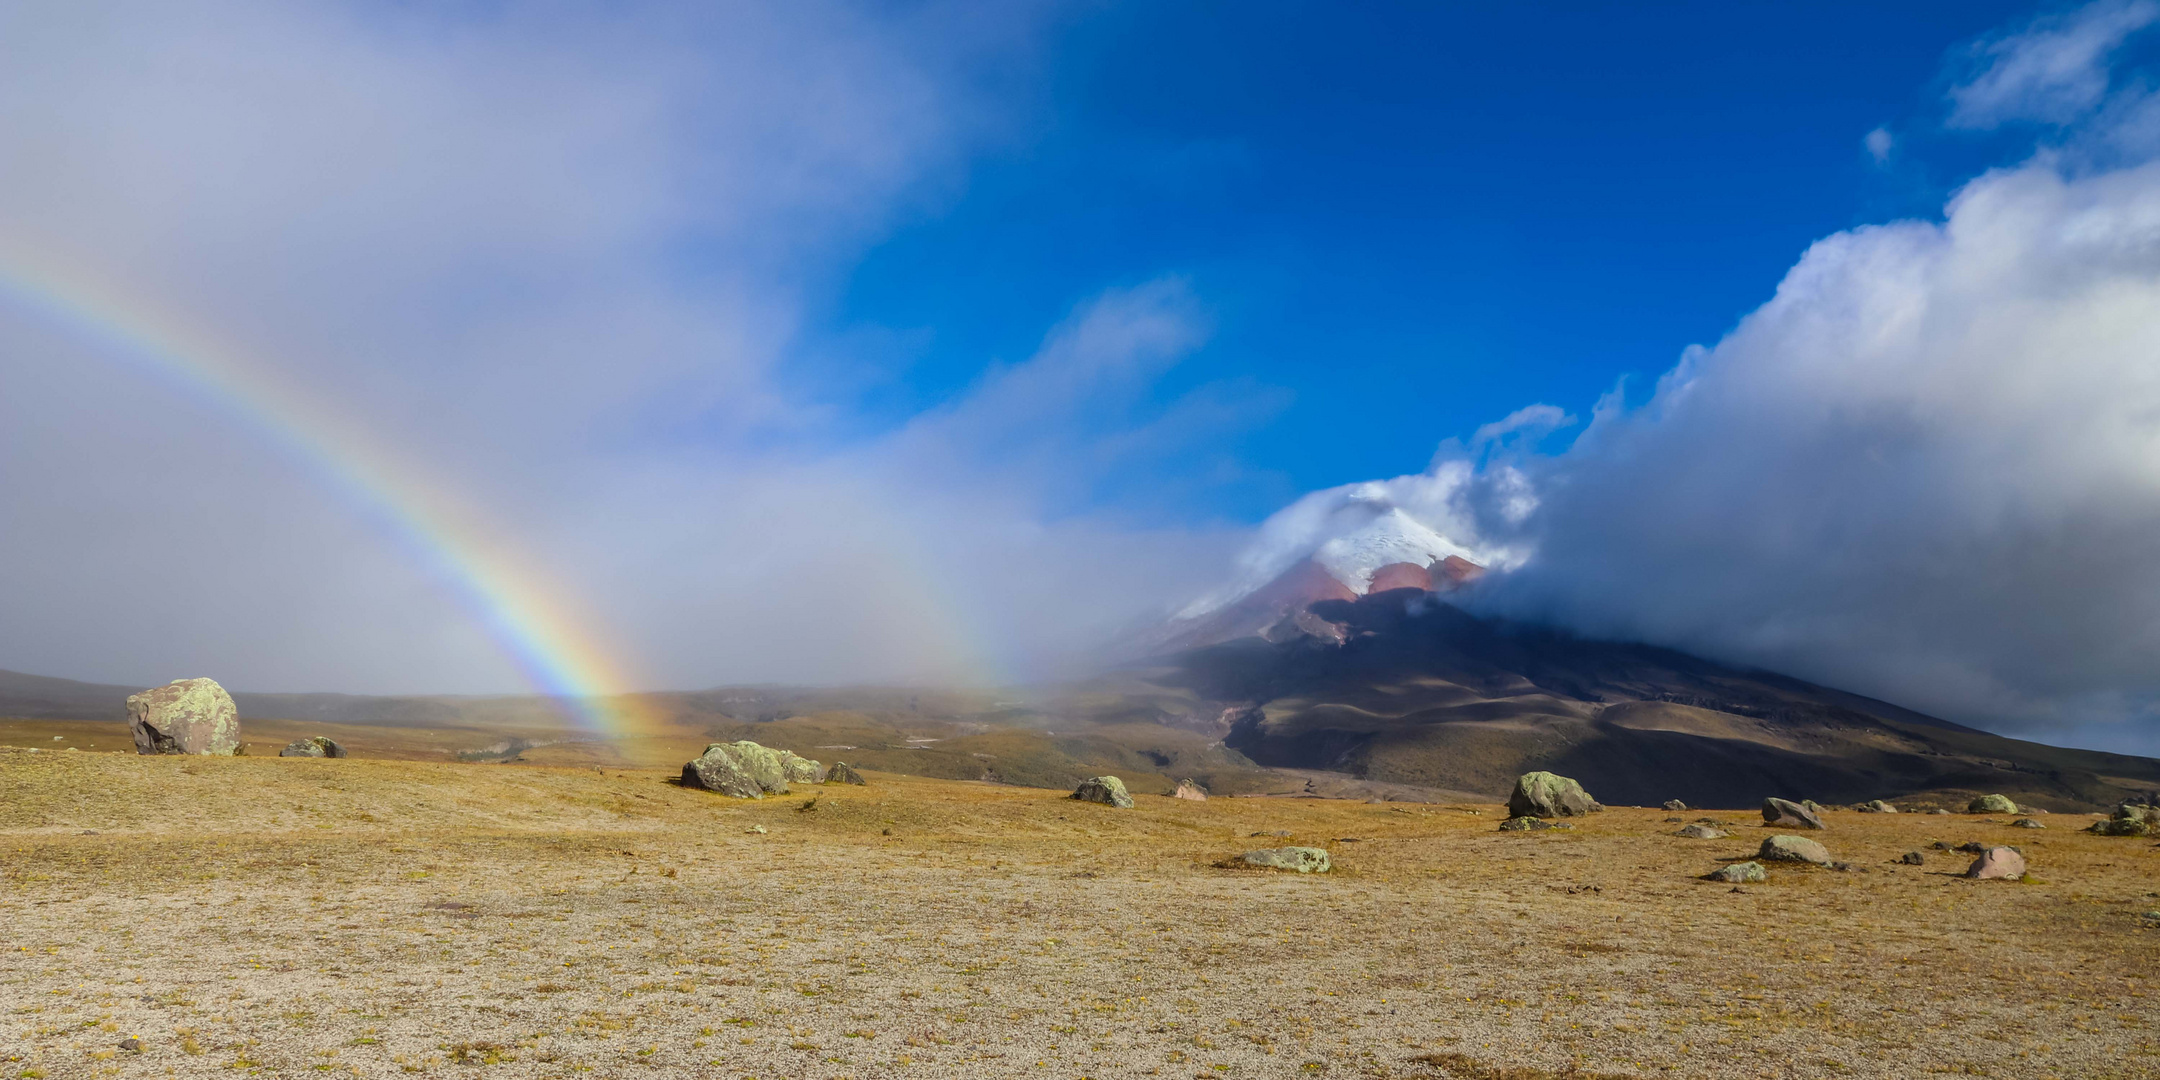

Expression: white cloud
xmin=1947 ymin=0 xmax=2158 ymax=128
xmin=1865 ymin=126 xmax=1894 ymax=164
xmin=0 ymin=1 xmax=1268 ymax=693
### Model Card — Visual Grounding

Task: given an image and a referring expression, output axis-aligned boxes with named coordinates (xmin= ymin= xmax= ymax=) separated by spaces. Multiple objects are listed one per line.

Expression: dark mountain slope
xmin=1124 ymin=589 xmax=2160 ymax=810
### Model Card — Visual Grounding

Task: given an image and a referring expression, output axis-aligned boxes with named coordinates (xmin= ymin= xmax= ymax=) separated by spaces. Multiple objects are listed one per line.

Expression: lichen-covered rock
xmin=1761 ymin=797 xmax=1826 ymax=830
xmin=1965 ymin=846 xmax=2027 ymax=880
xmin=1707 ymin=862 xmax=1766 ymax=884
xmin=127 ymin=678 xmax=240 ymax=756
xmin=1173 ymin=778 xmax=1208 ymax=802
xmin=823 ymin=761 xmax=866 ymax=785
xmin=278 ymin=736 xmax=346 ymax=758
xmin=1237 ymin=847 xmax=1330 ymax=873
xmin=2087 ymin=804 xmax=2156 ymax=835
xmin=1759 ymin=834 xmax=1832 ymax=865
xmin=1860 ymin=799 xmax=1899 ymax=813
xmin=1498 ymin=816 xmax=1570 ymax=832
xmin=1072 ymin=776 xmax=1133 ymax=808
xmin=1968 ymin=793 xmax=2019 ymax=814
xmin=1506 ymin=772 xmax=1601 ymax=818
xmin=681 ymin=741 xmax=821 ymax=799
xmin=1662 ymin=799 xmax=1689 ymax=811
xmin=1676 ymin=824 xmax=1727 ymax=839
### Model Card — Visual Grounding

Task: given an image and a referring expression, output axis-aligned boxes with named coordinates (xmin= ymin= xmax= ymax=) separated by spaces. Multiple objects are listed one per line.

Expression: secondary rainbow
xmin=0 ymin=255 xmax=660 ymax=736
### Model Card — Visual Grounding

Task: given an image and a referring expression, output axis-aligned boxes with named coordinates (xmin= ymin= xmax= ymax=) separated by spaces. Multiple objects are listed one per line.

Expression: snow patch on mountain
xmin=1312 ymin=508 xmax=1477 ymax=592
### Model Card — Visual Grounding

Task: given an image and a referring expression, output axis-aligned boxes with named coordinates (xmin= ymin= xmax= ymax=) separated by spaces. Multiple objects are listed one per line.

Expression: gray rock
xmin=1968 ymin=793 xmax=2019 ymax=814
xmin=1662 ymin=799 xmax=1689 ymax=812
xmin=1676 ymin=824 xmax=1728 ymax=839
xmin=1954 ymin=840 xmax=1989 ymax=854
xmin=1072 ymin=776 xmax=1133 ymax=808
xmin=2089 ymin=803 xmax=2159 ymax=836
xmin=2011 ymin=817 xmax=2045 ymax=829
xmin=1506 ymin=771 xmax=1601 ymax=818
xmin=1898 ymin=851 xmax=1925 ymax=865
xmin=1706 ymin=862 xmax=1766 ymax=884
xmin=1759 ymin=834 xmax=1833 ymax=865
xmin=1236 ymin=847 xmax=1330 ymax=873
xmin=823 ymin=761 xmax=866 ymax=785
xmin=1927 ymin=808 xmax=1953 ymax=815
xmin=1861 ymin=799 xmax=1899 ymax=814
xmin=1761 ymin=797 xmax=1826 ymax=830
xmin=1173 ymin=778 xmax=1208 ymax=802
xmin=279 ymin=736 xmax=346 ymax=758
xmin=127 ymin=678 xmax=240 ymax=756
xmin=1965 ymin=846 xmax=2027 ymax=880
xmin=681 ymin=741 xmax=822 ymax=799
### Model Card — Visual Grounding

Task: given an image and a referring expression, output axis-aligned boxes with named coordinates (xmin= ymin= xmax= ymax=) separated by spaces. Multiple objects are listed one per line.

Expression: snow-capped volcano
xmin=1311 ymin=508 xmax=1479 ymax=594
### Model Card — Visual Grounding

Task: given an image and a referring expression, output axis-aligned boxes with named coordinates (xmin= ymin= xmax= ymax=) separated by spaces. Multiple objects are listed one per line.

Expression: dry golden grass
xmin=3 ymin=745 xmax=2159 ymax=1079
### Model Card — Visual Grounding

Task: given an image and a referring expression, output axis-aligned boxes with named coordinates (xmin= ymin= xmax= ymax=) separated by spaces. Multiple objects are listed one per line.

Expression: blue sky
xmin=815 ymin=1 xmax=2037 ymax=518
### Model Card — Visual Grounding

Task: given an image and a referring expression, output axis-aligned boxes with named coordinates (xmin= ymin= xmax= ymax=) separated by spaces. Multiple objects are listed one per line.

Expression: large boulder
xmin=1759 ymin=834 xmax=1833 ymax=865
xmin=823 ymin=761 xmax=866 ymax=785
xmin=278 ymin=736 xmax=346 ymax=758
xmin=1072 ymin=776 xmax=1133 ymax=808
xmin=1968 ymin=793 xmax=2019 ymax=814
xmin=1965 ymin=846 xmax=2027 ymax=880
xmin=127 ymin=679 xmax=240 ymax=756
xmin=680 ymin=741 xmax=821 ymax=799
xmin=1761 ymin=797 xmax=1826 ymax=830
xmin=1173 ymin=778 xmax=1208 ymax=802
xmin=1506 ymin=772 xmax=1601 ymax=818
xmin=1236 ymin=847 xmax=1330 ymax=873
xmin=2086 ymin=803 xmax=2157 ymax=836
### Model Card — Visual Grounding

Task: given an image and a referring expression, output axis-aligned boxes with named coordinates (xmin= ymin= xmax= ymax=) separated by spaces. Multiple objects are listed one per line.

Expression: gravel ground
xmin=3 ymin=748 xmax=2159 ymax=1079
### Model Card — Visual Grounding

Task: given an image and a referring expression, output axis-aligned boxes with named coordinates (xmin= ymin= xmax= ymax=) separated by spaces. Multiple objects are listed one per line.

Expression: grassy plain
xmin=3 ymin=746 xmax=2159 ymax=1079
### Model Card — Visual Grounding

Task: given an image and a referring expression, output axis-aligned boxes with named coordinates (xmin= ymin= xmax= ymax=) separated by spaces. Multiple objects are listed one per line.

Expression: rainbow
xmin=0 ymin=253 xmax=664 ymax=737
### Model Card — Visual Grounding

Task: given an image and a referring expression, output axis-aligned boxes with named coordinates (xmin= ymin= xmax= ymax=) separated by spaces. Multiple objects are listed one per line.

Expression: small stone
xmin=1506 ymin=771 xmax=1602 ymax=818
xmin=823 ymin=761 xmax=867 ymax=785
xmin=745 ymin=825 xmax=767 ymax=835
xmin=1759 ymin=834 xmax=1833 ymax=865
xmin=1498 ymin=816 xmax=1549 ymax=832
xmin=1761 ymin=797 xmax=1826 ymax=830
xmin=1235 ymin=847 xmax=1330 ymax=873
xmin=119 ymin=1038 xmax=141 ymax=1052
xmin=1898 ymin=851 xmax=1925 ymax=865
xmin=1965 ymin=846 xmax=2027 ymax=880
xmin=1072 ymin=776 xmax=1133 ymax=808
xmin=2140 ymin=910 xmax=2160 ymax=922
xmin=1172 ymin=778 xmax=1208 ymax=802
xmin=1861 ymin=799 xmax=1898 ymax=814
xmin=1706 ymin=862 xmax=1766 ymax=884
xmin=1955 ymin=840 xmax=1988 ymax=854
xmin=1967 ymin=793 xmax=2019 ymax=814
xmin=1663 ymin=816 xmax=1684 ymax=823
xmin=279 ymin=736 xmax=346 ymax=758
xmin=2011 ymin=818 xmax=2045 ymax=829
xmin=1928 ymin=808 xmax=1952 ymax=815
xmin=1662 ymin=799 xmax=1688 ymax=812
xmin=1676 ymin=824 xmax=1727 ymax=839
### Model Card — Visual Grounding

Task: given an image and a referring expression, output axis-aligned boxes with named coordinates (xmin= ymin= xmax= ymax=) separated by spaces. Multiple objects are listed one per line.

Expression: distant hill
xmin=1091 ymin=588 xmax=2160 ymax=811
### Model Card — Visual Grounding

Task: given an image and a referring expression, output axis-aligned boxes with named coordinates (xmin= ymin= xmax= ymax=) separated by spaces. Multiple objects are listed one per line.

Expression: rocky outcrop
xmin=1966 ymin=846 xmax=2027 ymax=880
xmin=1707 ymin=862 xmax=1765 ymax=884
xmin=127 ymin=678 xmax=240 ymax=756
xmin=279 ymin=736 xmax=346 ymax=758
xmin=823 ymin=761 xmax=866 ymax=785
xmin=1761 ymin=797 xmax=1826 ymax=830
xmin=1506 ymin=772 xmax=1601 ymax=818
xmin=2086 ymin=803 xmax=2157 ymax=836
xmin=1759 ymin=835 xmax=1832 ymax=865
xmin=681 ymin=741 xmax=822 ymax=799
xmin=1236 ymin=847 xmax=1330 ymax=873
xmin=1072 ymin=776 xmax=1133 ymax=808
xmin=1173 ymin=778 xmax=1207 ymax=802
xmin=1968 ymin=793 xmax=2019 ymax=814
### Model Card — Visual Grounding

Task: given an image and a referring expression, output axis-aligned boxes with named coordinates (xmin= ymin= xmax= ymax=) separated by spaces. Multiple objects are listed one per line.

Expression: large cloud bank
xmin=1238 ymin=1 xmax=2160 ymax=746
